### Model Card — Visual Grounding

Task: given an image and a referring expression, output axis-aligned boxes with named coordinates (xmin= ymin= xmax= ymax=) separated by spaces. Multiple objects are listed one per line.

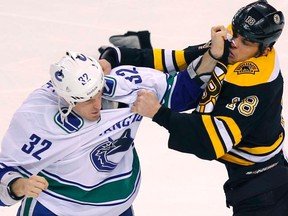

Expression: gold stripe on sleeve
xmin=217 ymin=116 xmax=242 ymax=145
xmin=174 ymin=50 xmax=187 ymax=71
xmin=202 ymin=115 xmax=225 ymax=158
xmin=220 ymin=153 xmax=254 ymax=166
xmin=239 ymin=132 xmax=284 ymax=155
xmin=153 ymin=49 xmax=164 ymax=71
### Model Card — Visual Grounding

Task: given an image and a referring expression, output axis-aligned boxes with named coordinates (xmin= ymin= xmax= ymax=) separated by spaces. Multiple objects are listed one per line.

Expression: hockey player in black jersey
xmin=101 ymin=1 xmax=287 ymax=215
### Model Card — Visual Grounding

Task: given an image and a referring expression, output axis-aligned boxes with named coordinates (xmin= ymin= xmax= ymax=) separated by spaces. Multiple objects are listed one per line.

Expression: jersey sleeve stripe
xmin=153 ymin=49 xmax=164 ymax=72
xmin=163 ymin=49 xmax=176 ymax=73
xmin=238 ymin=132 xmax=284 ymax=155
xmin=214 ymin=118 xmax=234 ymax=151
xmin=220 ymin=153 xmax=254 ymax=166
xmin=202 ymin=115 xmax=225 ymax=158
xmin=229 ymin=144 xmax=283 ymax=163
xmin=174 ymin=50 xmax=187 ymax=71
xmin=171 ymin=50 xmax=180 ymax=72
xmin=217 ymin=116 xmax=242 ymax=145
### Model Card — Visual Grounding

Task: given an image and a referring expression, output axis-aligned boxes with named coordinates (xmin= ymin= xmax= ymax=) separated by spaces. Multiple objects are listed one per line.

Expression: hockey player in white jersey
xmin=0 ymin=51 xmax=208 ymax=215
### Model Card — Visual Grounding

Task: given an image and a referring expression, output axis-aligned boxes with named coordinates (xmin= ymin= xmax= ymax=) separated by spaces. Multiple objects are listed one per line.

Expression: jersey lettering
xmin=21 ymin=134 xmax=52 ymax=160
xmin=226 ymin=95 xmax=259 ymax=117
xmin=115 ymin=67 xmax=142 ymax=84
xmin=238 ymin=95 xmax=259 ymax=117
xmin=100 ymin=114 xmax=143 ymax=136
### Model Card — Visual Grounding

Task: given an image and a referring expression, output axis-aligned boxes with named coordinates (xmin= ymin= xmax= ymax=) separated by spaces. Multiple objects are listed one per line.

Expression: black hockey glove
xmin=99 ymin=47 xmax=120 ymax=68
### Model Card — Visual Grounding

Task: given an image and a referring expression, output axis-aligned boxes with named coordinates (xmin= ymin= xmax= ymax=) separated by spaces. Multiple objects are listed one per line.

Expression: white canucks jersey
xmin=0 ymin=65 xmax=202 ymax=215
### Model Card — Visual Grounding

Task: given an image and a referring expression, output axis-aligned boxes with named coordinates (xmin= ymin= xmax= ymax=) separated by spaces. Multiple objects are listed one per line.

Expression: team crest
xmin=103 ymin=76 xmax=117 ymax=97
xmin=234 ymin=61 xmax=259 ymax=75
xmin=54 ymin=108 xmax=84 ymax=133
xmin=90 ymin=129 xmax=134 ymax=172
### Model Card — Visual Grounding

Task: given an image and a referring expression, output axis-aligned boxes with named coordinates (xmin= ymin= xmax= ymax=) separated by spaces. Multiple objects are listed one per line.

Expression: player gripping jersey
xmin=0 ymin=52 xmax=207 ymax=215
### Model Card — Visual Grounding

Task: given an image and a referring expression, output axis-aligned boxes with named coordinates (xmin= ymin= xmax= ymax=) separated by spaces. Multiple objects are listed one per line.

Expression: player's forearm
xmin=195 ymin=51 xmax=218 ymax=75
xmin=152 ymin=106 xmax=216 ymax=160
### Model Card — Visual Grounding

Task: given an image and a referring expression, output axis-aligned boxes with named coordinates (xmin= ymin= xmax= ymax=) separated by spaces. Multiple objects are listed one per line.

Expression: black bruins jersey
xmin=151 ymin=48 xmax=285 ymax=184
xmin=115 ymin=45 xmax=285 ymax=186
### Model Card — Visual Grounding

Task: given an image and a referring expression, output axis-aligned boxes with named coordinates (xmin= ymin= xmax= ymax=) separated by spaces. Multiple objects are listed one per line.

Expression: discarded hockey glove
xmin=109 ymin=30 xmax=152 ymax=49
xmin=99 ymin=47 xmax=120 ymax=68
xmin=98 ymin=45 xmax=108 ymax=55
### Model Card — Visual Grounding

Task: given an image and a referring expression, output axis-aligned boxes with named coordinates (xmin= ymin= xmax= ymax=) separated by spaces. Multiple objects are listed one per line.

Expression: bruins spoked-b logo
xmin=90 ymin=129 xmax=134 ymax=172
xmin=196 ymin=66 xmax=225 ymax=113
xmin=234 ymin=61 xmax=259 ymax=75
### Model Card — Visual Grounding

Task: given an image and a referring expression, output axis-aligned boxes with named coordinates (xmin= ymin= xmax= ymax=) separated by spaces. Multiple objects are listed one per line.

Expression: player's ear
xmin=261 ymin=47 xmax=271 ymax=56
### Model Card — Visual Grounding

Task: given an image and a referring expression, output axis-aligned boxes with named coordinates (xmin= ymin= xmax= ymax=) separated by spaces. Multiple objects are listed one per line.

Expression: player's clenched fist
xmin=11 ymin=175 xmax=49 ymax=198
xmin=131 ymin=89 xmax=161 ymax=118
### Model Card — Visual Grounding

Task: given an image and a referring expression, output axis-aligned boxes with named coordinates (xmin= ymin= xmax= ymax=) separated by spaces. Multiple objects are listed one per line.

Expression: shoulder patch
xmin=103 ymin=76 xmax=117 ymax=97
xmin=54 ymin=108 xmax=84 ymax=133
xmin=234 ymin=61 xmax=259 ymax=75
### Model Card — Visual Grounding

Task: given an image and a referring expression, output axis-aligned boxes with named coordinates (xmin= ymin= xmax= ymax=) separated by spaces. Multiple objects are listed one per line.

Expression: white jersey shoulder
xmin=103 ymin=65 xmax=169 ymax=104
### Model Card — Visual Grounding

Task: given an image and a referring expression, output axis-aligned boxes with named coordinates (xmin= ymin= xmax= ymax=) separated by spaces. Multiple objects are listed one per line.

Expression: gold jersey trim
xmin=202 ymin=115 xmax=225 ymax=158
xmin=153 ymin=49 xmax=164 ymax=72
xmin=217 ymin=116 xmax=242 ymax=145
xmin=220 ymin=153 xmax=254 ymax=166
xmin=174 ymin=50 xmax=186 ymax=71
xmin=238 ymin=132 xmax=284 ymax=155
xmin=225 ymin=48 xmax=279 ymax=86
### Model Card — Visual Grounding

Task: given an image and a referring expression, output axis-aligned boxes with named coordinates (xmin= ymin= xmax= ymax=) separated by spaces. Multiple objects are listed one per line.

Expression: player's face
xmin=73 ymin=91 xmax=102 ymax=121
xmin=228 ymin=33 xmax=260 ymax=65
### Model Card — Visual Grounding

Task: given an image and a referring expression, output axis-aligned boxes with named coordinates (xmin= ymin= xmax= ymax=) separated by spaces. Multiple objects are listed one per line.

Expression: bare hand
xmin=131 ymin=89 xmax=161 ymax=118
xmin=11 ymin=175 xmax=49 ymax=198
xmin=98 ymin=59 xmax=112 ymax=75
xmin=209 ymin=25 xmax=230 ymax=59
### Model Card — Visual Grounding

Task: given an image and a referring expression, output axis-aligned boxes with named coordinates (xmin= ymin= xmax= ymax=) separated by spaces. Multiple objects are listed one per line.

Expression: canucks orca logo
xmin=90 ymin=129 xmax=134 ymax=172
xmin=55 ymin=69 xmax=64 ymax=81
